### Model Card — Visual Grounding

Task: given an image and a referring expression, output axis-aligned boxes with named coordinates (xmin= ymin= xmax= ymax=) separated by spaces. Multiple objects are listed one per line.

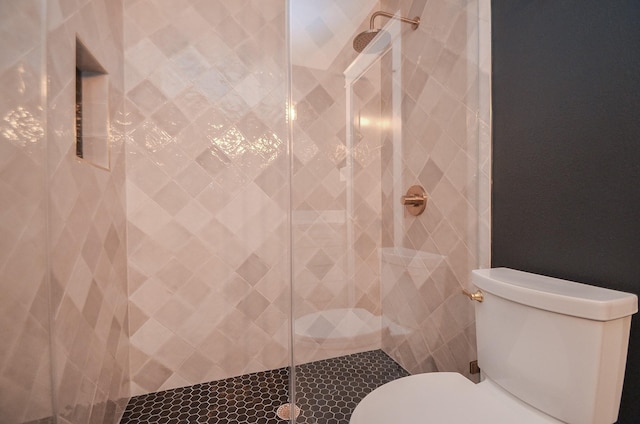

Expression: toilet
xmin=351 ymin=268 xmax=638 ymax=424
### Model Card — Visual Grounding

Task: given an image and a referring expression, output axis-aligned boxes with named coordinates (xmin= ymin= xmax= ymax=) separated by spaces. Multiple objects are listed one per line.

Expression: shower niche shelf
xmin=75 ymin=37 xmax=110 ymax=170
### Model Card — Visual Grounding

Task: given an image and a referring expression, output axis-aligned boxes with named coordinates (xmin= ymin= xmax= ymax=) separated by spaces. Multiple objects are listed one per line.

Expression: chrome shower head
xmin=353 ymin=11 xmax=420 ymax=53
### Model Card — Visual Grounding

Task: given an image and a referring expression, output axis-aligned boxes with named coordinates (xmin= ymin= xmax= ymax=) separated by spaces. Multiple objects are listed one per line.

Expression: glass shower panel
xmin=123 ymin=0 xmax=291 ymax=404
xmin=0 ymin=1 xmax=52 ymax=423
xmin=290 ymin=0 xmax=486 ymax=422
xmin=379 ymin=0 xmax=485 ymax=380
xmin=289 ymin=1 xmax=405 ymax=422
xmin=291 ymin=28 xmax=386 ymax=367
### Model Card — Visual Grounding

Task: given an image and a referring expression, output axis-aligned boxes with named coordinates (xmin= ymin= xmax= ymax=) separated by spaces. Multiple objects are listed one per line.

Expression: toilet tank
xmin=472 ymin=268 xmax=637 ymax=424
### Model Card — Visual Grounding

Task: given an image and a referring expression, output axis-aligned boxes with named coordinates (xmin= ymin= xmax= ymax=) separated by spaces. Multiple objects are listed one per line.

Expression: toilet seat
xmin=350 ymin=373 xmax=561 ymax=424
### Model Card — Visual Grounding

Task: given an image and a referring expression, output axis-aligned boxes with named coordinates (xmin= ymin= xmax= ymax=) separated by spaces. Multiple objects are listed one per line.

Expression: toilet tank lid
xmin=472 ymin=268 xmax=638 ymax=321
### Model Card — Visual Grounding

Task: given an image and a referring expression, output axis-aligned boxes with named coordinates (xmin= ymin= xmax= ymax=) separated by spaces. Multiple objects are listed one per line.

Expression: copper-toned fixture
xmin=353 ymin=11 xmax=421 ymax=53
xmin=401 ymin=185 xmax=427 ymax=216
xmin=462 ymin=288 xmax=484 ymax=302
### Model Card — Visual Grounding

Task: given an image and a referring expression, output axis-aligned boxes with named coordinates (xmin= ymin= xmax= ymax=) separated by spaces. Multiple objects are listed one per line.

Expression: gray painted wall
xmin=491 ymin=1 xmax=640 ymax=422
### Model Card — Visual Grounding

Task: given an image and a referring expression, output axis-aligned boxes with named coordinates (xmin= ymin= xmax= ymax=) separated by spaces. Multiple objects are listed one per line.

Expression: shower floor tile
xmin=294 ymin=350 xmax=409 ymax=424
xmin=120 ymin=350 xmax=408 ymax=424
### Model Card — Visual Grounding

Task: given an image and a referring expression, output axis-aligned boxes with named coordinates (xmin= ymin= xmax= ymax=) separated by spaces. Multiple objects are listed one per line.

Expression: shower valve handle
xmin=401 ymin=194 xmax=426 ymax=206
xmin=401 ymin=185 xmax=427 ymax=216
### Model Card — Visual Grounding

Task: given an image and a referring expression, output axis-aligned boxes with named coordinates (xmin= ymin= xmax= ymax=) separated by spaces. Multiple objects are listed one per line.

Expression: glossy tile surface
xmin=2 ymin=0 xmax=129 ymax=422
xmin=124 ymin=0 xmax=289 ymax=396
xmin=0 ymin=2 xmax=51 ymax=423
xmin=47 ymin=0 xmax=129 ymax=422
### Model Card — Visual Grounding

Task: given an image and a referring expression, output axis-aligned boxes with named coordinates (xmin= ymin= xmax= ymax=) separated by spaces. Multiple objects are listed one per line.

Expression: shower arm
xmin=369 ymin=11 xmax=420 ymax=30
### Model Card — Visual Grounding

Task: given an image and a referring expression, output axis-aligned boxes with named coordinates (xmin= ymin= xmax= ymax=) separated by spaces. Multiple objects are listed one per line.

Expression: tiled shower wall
xmin=1 ymin=3 xmax=492 ymax=421
xmin=379 ymin=0 xmax=491 ymax=378
xmin=2 ymin=1 xmax=129 ymax=422
xmin=0 ymin=2 xmax=52 ymax=423
xmin=124 ymin=0 xmax=289 ymax=396
xmin=47 ymin=0 xmax=130 ymax=422
xmin=290 ymin=0 xmax=491 ymax=377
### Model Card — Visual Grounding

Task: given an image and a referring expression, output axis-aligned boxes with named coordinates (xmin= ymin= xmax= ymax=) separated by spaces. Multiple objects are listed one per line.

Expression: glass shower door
xmin=289 ymin=0 xmax=488 ymax=422
xmin=289 ymin=2 xmax=410 ymax=422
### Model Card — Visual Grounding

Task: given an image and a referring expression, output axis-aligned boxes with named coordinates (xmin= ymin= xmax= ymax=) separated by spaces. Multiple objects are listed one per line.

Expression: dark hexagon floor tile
xmin=120 ymin=350 xmax=408 ymax=424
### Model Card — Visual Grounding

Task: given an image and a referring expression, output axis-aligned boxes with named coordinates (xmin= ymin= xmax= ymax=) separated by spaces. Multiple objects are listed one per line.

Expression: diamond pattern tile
xmin=0 ymin=8 xmax=52 ymax=417
xmin=289 ymin=0 xmax=379 ymax=71
xmin=47 ymin=0 xmax=130 ymax=422
xmin=2 ymin=0 xmax=129 ymax=423
xmin=1 ymin=1 xmax=491 ymax=421
xmin=125 ymin=0 xmax=289 ymax=396
xmin=376 ymin=0 xmax=491 ymax=381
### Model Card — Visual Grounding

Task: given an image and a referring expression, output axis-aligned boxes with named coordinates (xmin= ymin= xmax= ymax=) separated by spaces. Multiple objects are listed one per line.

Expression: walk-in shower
xmin=1 ymin=1 xmax=490 ymax=423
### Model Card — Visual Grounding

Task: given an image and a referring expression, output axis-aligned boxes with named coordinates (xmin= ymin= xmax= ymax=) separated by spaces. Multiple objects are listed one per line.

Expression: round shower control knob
xmin=401 ymin=185 xmax=427 ymax=216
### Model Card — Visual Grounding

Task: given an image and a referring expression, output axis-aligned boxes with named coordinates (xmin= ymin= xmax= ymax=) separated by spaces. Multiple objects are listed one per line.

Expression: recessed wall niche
xmin=75 ymin=37 xmax=110 ymax=170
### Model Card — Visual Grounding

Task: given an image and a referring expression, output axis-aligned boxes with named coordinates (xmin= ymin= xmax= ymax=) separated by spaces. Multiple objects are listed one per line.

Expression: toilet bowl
xmin=351 ymin=268 xmax=638 ymax=424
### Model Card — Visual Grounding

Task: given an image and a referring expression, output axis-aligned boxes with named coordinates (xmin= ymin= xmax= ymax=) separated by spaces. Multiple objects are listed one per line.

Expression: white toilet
xmin=351 ymin=268 xmax=638 ymax=424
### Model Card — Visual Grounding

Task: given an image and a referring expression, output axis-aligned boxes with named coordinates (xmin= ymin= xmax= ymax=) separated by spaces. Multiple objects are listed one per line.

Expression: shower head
xmin=353 ymin=29 xmax=390 ymax=53
xmin=353 ymin=11 xmax=420 ymax=53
